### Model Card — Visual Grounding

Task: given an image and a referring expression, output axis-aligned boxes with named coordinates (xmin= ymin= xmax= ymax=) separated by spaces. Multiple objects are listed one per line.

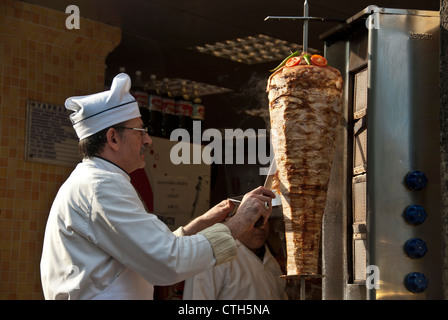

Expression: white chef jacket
xmin=183 ymin=240 xmax=288 ymax=300
xmin=40 ymin=157 xmax=236 ymax=300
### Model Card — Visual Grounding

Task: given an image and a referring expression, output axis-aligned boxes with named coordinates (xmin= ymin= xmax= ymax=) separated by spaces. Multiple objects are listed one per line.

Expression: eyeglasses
xmin=116 ymin=126 xmax=148 ymax=137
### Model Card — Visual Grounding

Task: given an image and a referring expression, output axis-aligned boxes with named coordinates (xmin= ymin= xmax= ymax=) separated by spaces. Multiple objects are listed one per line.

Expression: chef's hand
xmin=182 ymin=200 xmax=235 ymax=236
xmin=223 ymin=186 xmax=275 ymax=239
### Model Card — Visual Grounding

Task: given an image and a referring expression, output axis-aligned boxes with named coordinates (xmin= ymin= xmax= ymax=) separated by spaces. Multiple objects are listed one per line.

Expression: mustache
xmin=140 ymin=145 xmax=149 ymax=155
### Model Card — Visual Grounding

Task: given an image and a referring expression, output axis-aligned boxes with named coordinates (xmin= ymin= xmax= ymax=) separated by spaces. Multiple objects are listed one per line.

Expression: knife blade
xmin=227 ymin=158 xmax=282 ymax=227
xmin=263 ymin=158 xmax=282 ymax=207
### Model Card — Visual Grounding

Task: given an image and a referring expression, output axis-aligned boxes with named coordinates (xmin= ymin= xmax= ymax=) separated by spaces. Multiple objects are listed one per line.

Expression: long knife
xmin=228 ymin=158 xmax=282 ymax=227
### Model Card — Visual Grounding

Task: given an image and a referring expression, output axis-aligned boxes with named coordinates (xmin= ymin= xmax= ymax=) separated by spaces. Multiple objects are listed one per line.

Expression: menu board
xmin=25 ymin=100 xmax=80 ymax=167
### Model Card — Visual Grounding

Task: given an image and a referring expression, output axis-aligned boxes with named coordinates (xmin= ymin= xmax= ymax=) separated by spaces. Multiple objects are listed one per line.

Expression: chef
xmin=40 ymin=73 xmax=275 ymax=300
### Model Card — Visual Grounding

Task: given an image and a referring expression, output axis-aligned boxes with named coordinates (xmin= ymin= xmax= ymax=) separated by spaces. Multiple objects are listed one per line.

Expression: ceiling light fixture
xmin=191 ymin=34 xmax=319 ymax=65
xmin=156 ymin=78 xmax=232 ymax=97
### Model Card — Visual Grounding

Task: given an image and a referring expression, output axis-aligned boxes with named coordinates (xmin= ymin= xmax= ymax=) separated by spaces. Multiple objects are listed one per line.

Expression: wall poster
xmin=25 ymin=100 xmax=80 ymax=167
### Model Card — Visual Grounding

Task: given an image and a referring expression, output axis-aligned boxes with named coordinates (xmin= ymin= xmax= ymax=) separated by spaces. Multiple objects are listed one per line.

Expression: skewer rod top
xmin=303 ymin=0 xmax=309 ymax=53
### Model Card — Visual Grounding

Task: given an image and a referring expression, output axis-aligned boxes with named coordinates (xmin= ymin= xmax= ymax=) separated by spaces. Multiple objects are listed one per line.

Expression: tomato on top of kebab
xmin=270 ymin=51 xmax=328 ymax=72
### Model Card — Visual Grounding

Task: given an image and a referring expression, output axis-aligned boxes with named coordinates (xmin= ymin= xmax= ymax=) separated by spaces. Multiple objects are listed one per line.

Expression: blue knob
xmin=404 ymin=238 xmax=427 ymax=258
xmin=404 ymin=205 xmax=427 ymax=225
xmin=405 ymin=272 xmax=428 ymax=293
xmin=406 ymin=171 xmax=428 ymax=191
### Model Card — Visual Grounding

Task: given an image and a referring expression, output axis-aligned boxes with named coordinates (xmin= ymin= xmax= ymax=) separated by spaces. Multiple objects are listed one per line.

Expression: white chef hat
xmin=65 ymin=73 xmax=141 ymax=140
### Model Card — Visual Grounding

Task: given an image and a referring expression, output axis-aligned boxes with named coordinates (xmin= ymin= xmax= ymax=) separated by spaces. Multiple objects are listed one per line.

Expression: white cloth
xmin=65 ymin=73 xmax=141 ymax=140
xmin=40 ymin=157 xmax=231 ymax=300
xmin=183 ymin=240 xmax=288 ymax=300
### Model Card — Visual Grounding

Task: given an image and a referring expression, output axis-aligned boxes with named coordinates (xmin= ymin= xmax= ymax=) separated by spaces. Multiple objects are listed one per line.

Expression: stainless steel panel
xmin=367 ymin=10 xmax=441 ymax=300
xmin=322 ymin=8 xmax=442 ymax=300
xmin=321 ymin=39 xmax=350 ymax=300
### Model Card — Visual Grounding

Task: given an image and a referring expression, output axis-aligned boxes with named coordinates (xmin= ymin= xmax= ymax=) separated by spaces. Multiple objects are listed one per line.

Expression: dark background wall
xmin=440 ymin=0 xmax=448 ymax=299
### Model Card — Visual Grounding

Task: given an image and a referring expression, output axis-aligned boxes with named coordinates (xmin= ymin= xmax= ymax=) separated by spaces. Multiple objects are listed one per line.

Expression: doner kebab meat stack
xmin=267 ymin=52 xmax=343 ymax=275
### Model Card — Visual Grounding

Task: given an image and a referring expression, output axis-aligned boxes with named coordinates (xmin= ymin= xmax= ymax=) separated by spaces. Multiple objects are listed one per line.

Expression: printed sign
xmin=25 ymin=100 xmax=79 ymax=167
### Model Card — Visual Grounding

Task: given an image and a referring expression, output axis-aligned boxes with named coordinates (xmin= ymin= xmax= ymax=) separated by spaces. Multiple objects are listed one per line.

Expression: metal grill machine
xmin=320 ymin=7 xmax=442 ymax=300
